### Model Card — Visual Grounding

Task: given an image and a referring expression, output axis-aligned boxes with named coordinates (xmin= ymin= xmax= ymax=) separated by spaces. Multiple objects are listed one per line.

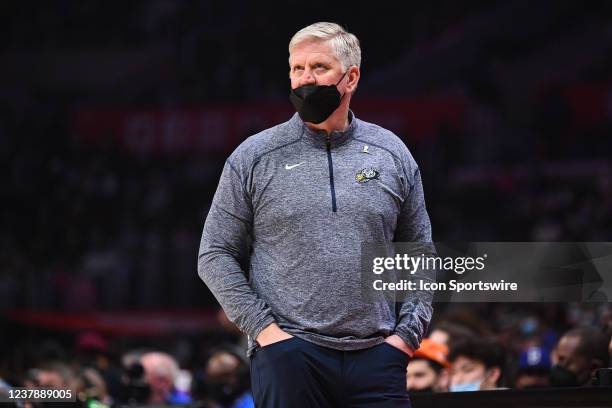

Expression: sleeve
xmin=392 ymin=163 xmax=436 ymax=351
xmin=197 ymin=159 xmax=276 ymax=341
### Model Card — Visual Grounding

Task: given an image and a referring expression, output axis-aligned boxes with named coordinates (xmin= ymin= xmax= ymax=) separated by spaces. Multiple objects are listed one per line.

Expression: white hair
xmin=141 ymin=352 xmax=180 ymax=381
xmin=289 ymin=22 xmax=361 ymax=71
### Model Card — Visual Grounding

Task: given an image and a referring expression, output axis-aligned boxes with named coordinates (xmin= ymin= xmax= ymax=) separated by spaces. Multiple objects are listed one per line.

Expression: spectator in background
xmin=448 ymin=337 xmax=505 ymax=392
xmin=140 ymin=351 xmax=191 ymax=405
xmin=200 ymin=345 xmax=254 ymax=408
xmin=23 ymin=362 xmax=73 ymax=390
xmin=406 ymin=338 xmax=450 ymax=393
xmin=514 ymin=346 xmax=551 ymax=389
xmin=117 ymin=350 xmax=151 ymax=405
xmin=550 ymin=326 xmax=610 ymax=387
xmin=20 ymin=357 xmax=119 ymax=407
xmin=74 ymin=331 xmax=122 ymax=401
xmin=429 ymin=321 xmax=477 ymax=350
xmin=74 ymin=367 xmax=111 ymax=407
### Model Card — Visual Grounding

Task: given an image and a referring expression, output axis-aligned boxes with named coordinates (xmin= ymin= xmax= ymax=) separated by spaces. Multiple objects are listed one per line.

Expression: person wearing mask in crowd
xmin=198 ymin=21 xmax=435 ymax=407
xmin=406 ymin=338 xmax=450 ymax=393
xmin=550 ymin=326 xmax=610 ymax=387
xmin=200 ymin=345 xmax=254 ymax=408
xmin=448 ymin=337 xmax=505 ymax=392
xmin=514 ymin=346 xmax=551 ymax=389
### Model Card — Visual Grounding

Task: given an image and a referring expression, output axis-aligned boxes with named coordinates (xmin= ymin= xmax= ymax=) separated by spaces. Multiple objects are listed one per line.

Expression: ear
xmin=551 ymin=348 xmax=559 ymax=365
xmin=345 ymin=66 xmax=361 ymax=93
xmin=485 ymin=367 xmax=501 ymax=388
xmin=438 ymin=368 xmax=451 ymax=390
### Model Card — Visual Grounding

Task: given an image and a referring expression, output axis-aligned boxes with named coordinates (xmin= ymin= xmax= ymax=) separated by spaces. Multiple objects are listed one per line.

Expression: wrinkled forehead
xmin=289 ymin=40 xmax=340 ymax=67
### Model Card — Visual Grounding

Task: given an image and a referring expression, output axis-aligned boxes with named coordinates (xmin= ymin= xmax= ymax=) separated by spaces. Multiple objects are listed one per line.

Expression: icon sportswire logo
xmin=285 ymin=162 xmax=305 ymax=170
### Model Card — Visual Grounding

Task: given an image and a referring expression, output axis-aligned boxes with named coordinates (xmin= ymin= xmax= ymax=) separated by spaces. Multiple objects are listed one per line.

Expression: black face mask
xmin=205 ymin=380 xmax=244 ymax=406
xmin=204 ymin=364 xmax=250 ymax=407
xmin=549 ymin=365 xmax=580 ymax=387
xmin=289 ymin=71 xmax=347 ymax=124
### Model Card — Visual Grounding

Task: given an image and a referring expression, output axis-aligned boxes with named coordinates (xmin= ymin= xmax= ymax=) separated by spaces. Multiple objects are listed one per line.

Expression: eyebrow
xmin=290 ymin=60 xmax=332 ymax=69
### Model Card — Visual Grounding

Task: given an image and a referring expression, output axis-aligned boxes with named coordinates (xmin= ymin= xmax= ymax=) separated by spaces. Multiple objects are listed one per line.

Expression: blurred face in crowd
xmin=205 ymin=351 xmax=240 ymax=382
xmin=406 ymin=359 xmax=438 ymax=392
xmin=450 ymin=356 xmax=500 ymax=391
xmin=32 ymin=370 xmax=67 ymax=388
xmin=429 ymin=329 xmax=449 ymax=346
xmin=551 ymin=335 xmax=594 ymax=386
xmin=205 ymin=351 xmax=249 ymax=405
xmin=515 ymin=371 xmax=550 ymax=389
xmin=140 ymin=352 xmax=178 ymax=404
xmin=289 ymin=40 xmax=358 ymax=101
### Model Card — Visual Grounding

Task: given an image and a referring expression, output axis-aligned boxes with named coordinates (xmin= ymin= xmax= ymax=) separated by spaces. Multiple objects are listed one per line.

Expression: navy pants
xmin=250 ymin=336 xmax=411 ymax=408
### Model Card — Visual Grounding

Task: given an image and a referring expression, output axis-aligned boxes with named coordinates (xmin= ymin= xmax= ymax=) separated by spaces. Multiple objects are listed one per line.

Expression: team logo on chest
xmin=355 ymin=167 xmax=381 ymax=183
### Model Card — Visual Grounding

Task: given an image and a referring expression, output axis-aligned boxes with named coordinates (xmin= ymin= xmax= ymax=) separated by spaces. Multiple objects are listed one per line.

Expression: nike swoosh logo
xmin=285 ymin=162 xmax=305 ymax=170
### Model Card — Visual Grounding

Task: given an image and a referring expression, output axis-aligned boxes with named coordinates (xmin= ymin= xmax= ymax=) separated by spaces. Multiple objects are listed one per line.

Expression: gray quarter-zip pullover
xmin=198 ymin=112 xmax=434 ymax=357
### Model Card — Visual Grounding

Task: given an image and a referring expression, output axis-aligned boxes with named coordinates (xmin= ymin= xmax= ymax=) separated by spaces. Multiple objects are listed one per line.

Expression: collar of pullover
xmin=294 ymin=111 xmax=357 ymax=149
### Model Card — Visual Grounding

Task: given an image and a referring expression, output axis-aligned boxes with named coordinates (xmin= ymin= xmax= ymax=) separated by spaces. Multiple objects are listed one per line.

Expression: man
xmin=550 ymin=326 xmax=610 ymax=387
xmin=202 ymin=345 xmax=254 ymax=408
xmin=199 ymin=22 xmax=434 ymax=407
xmin=24 ymin=362 xmax=74 ymax=390
xmin=447 ymin=337 xmax=505 ymax=392
xmin=514 ymin=346 xmax=551 ymax=389
xmin=406 ymin=338 xmax=450 ymax=393
xmin=22 ymin=362 xmax=77 ymax=408
xmin=140 ymin=352 xmax=191 ymax=405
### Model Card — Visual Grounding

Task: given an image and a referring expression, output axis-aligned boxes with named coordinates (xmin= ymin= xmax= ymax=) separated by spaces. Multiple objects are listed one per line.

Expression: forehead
xmin=453 ymin=356 xmax=484 ymax=369
xmin=408 ymin=359 xmax=435 ymax=374
xmin=206 ymin=352 xmax=240 ymax=375
xmin=289 ymin=40 xmax=339 ymax=66
xmin=557 ymin=336 xmax=581 ymax=356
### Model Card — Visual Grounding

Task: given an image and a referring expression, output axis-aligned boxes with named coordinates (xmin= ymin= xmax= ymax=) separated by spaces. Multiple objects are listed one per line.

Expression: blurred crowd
xmin=407 ymin=303 xmax=612 ymax=394
xmin=0 ymin=330 xmax=253 ymax=407
xmin=1 ymin=303 xmax=612 ymax=407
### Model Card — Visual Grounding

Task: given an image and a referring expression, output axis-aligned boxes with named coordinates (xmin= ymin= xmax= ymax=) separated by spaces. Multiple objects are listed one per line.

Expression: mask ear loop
xmin=336 ymin=68 xmax=350 ymax=102
xmin=335 ymin=69 xmax=349 ymax=86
